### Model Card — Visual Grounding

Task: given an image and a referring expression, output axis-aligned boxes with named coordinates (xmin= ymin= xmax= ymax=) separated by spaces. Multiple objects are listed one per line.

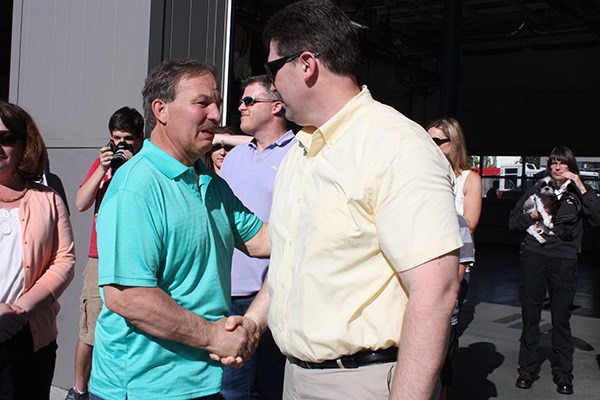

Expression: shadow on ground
xmin=448 ymin=342 xmax=504 ymax=400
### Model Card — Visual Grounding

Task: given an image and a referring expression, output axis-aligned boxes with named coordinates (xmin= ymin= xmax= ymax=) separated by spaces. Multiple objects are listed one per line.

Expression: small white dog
xmin=523 ymin=176 xmax=561 ymax=244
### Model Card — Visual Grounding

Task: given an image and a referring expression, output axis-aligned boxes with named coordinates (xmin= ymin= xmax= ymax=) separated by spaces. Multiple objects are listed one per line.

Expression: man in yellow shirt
xmin=218 ymin=1 xmax=463 ymax=399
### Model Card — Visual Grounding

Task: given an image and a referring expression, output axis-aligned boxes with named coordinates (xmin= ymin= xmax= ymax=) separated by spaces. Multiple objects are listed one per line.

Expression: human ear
xmin=152 ymin=99 xmax=168 ymax=125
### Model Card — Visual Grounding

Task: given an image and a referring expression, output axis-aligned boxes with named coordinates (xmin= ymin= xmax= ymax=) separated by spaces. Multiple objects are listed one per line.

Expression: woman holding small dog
xmin=509 ymin=145 xmax=600 ymax=395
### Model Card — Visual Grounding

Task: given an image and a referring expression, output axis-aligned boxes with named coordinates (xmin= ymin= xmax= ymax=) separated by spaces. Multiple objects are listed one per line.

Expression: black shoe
xmin=515 ymin=372 xmax=536 ymax=389
xmin=556 ymin=384 xmax=573 ymax=395
xmin=65 ymin=388 xmax=89 ymax=400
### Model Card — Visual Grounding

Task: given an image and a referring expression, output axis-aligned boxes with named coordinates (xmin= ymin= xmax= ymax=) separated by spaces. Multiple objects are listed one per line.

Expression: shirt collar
xmin=141 ymin=139 xmax=197 ymax=179
xmin=299 ymin=86 xmax=374 ymax=157
xmin=248 ymin=130 xmax=296 ymax=150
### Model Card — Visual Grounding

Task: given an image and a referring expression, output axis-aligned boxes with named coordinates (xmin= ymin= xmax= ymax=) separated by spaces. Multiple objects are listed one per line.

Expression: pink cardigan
xmin=17 ymin=183 xmax=75 ymax=351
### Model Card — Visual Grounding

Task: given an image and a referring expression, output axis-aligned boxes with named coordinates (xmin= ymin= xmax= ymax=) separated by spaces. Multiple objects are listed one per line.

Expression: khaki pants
xmin=79 ymin=257 xmax=103 ymax=345
xmin=283 ymin=359 xmax=441 ymax=400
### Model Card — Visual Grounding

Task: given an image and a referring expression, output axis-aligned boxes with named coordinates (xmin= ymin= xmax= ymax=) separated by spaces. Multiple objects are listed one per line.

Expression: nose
xmin=238 ymin=102 xmax=245 ymax=112
xmin=207 ymin=103 xmax=222 ymax=123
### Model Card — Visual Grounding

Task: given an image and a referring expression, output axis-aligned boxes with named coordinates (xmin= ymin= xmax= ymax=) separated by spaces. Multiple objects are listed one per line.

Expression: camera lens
xmin=110 ymin=141 xmax=133 ymax=171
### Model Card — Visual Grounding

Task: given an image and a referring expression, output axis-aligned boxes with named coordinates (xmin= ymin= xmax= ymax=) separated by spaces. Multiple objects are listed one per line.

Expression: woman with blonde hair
xmin=0 ymin=101 xmax=75 ymax=399
xmin=427 ymin=117 xmax=482 ymax=233
xmin=427 ymin=117 xmax=481 ymax=399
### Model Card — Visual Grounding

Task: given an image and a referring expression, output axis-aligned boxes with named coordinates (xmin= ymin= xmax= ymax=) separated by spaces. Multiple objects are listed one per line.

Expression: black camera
xmin=108 ymin=140 xmax=135 ymax=171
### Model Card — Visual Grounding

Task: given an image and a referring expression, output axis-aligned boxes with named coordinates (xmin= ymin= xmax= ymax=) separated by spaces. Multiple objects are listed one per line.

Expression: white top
xmin=0 ymin=208 xmax=24 ymax=303
xmin=454 ymin=169 xmax=471 ymax=215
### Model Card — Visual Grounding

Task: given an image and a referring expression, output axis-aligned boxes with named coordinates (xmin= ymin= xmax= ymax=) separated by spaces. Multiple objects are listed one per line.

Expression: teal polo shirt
xmin=90 ymin=139 xmax=263 ymax=400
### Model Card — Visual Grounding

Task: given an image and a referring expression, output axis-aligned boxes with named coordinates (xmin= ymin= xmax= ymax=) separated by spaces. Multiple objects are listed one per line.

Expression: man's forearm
xmin=103 ymin=285 xmax=213 ymax=348
xmin=245 ymin=277 xmax=270 ymax=334
xmin=391 ymin=254 xmax=459 ymax=400
xmin=75 ymin=166 xmax=106 ymax=211
xmin=103 ymin=285 xmax=256 ymax=360
xmin=391 ymin=293 xmax=454 ymax=399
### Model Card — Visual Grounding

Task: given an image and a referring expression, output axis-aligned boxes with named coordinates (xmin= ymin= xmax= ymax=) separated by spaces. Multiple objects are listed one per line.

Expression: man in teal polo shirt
xmin=89 ymin=59 xmax=270 ymax=400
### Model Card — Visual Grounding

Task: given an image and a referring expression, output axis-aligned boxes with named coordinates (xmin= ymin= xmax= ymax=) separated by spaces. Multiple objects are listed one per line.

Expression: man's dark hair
xmin=547 ymin=145 xmax=580 ymax=175
xmin=108 ymin=107 xmax=144 ymax=139
xmin=263 ymin=0 xmax=360 ymax=77
xmin=241 ymin=75 xmax=281 ymax=101
xmin=142 ymin=59 xmax=219 ymax=132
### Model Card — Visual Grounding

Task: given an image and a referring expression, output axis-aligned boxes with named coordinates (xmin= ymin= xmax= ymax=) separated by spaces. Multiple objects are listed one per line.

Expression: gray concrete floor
xmin=50 ymin=386 xmax=67 ymax=400
xmin=450 ymin=302 xmax=600 ymax=399
xmin=448 ymin=243 xmax=600 ymax=399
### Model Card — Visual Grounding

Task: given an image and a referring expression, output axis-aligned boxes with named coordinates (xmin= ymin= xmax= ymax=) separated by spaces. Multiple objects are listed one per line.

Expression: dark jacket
xmin=509 ymin=181 xmax=600 ymax=259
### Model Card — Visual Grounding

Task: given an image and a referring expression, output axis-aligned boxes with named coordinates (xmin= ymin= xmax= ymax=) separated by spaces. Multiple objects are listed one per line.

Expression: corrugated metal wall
xmin=149 ymin=0 xmax=232 ymax=119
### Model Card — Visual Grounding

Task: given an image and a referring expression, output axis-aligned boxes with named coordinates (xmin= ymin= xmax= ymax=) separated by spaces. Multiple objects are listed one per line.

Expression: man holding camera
xmin=65 ymin=107 xmax=144 ymax=400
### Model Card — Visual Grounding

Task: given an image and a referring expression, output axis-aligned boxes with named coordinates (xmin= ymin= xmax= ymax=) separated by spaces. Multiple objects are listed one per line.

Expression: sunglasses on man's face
xmin=0 ymin=131 xmax=23 ymax=146
xmin=264 ymin=52 xmax=320 ymax=81
xmin=432 ymin=137 xmax=451 ymax=146
xmin=239 ymin=96 xmax=277 ymax=107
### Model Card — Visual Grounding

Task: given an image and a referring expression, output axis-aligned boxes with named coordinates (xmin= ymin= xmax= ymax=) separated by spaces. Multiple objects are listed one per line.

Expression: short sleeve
xmin=222 ymin=181 xmax=263 ymax=246
xmin=81 ymin=158 xmax=101 ymax=186
xmin=374 ymin=138 xmax=462 ymax=271
xmin=96 ymin=189 xmax=162 ymax=287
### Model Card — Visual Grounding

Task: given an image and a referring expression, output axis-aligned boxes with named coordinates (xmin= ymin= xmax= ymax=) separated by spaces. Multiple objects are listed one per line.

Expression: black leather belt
xmin=231 ymin=293 xmax=257 ymax=300
xmin=287 ymin=347 xmax=398 ymax=369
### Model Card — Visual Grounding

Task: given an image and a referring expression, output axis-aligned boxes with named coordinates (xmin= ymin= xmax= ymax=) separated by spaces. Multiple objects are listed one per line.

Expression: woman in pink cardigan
xmin=0 ymin=101 xmax=75 ymax=399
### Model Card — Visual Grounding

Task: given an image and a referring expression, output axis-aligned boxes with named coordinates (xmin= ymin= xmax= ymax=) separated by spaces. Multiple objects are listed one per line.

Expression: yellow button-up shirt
xmin=268 ymin=86 xmax=462 ymax=362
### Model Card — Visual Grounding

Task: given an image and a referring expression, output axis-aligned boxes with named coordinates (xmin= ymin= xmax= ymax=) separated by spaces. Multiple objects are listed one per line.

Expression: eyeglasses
xmin=213 ymin=143 xmax=233 ymax=152
xmin=432 ymin=137 xmax=451 ymax=146
xmin=239 ymin=96 xmax=277 ymax=107
xmin=0 ymin=131 xmax=23 ymax=146
xmin=264 ymin=51 xmax=320 ymax=81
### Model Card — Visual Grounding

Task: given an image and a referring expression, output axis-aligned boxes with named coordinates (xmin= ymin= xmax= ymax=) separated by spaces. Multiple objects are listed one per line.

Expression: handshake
xmin=206 ymin=315 xmax=263 ymax=368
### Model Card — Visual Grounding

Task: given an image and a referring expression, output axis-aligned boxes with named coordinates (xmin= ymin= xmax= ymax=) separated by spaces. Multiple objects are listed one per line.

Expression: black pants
xmin=518 ymin=249 xmax=577 ymax=384
xmin=0 ymin=324 xmax=57 ymax=400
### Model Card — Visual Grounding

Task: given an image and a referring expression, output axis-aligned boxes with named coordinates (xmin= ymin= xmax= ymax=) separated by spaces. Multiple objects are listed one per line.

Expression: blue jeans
xmin=221 ymin=296 xmax=259 ymax=400
xmin=221 ymin=295 xmax=286 ymax=400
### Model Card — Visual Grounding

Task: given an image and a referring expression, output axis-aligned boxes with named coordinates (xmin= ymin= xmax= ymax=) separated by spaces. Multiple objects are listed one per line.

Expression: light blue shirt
xmin=90 ymin=139 xmax=262 ymax=400
xmin=219 ymin=130 xmax=296 ymax=295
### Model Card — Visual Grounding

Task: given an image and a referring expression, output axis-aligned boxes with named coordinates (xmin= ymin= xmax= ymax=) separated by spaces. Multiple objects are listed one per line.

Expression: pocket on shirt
xmin=305 ymin=193 xmax=349 ymax=255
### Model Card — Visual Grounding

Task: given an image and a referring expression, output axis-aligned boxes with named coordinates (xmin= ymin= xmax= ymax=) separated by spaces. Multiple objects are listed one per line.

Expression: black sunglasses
xmin=239 ymin=96 xmax=277 ymax=107
xmin=432 ymin=137 xmax=451 ymax=146
xmin=264 ymin=52 xmax=320 ymax=81
xmin=0 ymin=131 xmax=23 ymax=146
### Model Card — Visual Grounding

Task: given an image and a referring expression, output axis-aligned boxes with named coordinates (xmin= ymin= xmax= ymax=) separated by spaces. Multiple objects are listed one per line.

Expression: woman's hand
xmin=0 ymin=303 xmax=27 ymax=342
xmin=561 ymin=171 xmax=587 ymax=194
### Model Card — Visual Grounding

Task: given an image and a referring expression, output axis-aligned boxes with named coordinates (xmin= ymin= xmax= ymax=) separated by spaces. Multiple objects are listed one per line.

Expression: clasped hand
xmin=208 ymin=316 xmax=261 ymax=368
xmin=0 ymin=303 xmax=27 ymax=342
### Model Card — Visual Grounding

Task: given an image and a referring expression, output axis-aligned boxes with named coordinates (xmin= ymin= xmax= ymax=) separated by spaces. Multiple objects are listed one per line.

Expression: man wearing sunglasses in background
xmin=219 ymin=75 xmax=295 ymax=400
xmin=217 ymin=1 xmax=463 ymax=399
